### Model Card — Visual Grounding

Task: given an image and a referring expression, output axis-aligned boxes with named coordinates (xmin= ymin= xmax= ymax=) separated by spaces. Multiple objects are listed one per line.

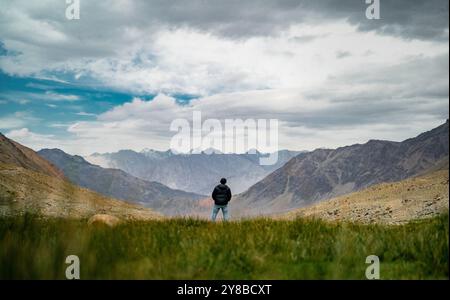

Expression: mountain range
xmin=1 ymin=120 xmax=448 ymax=219
xmin=0 ymin=133 xmax=160 ymax=220
xmin=85 ymin=149 xmax=302 ymax=194
xmin=38 ymin=149 xmax=205 ymax=216
xmin=233 ymin=120 xmax=449 ymax=216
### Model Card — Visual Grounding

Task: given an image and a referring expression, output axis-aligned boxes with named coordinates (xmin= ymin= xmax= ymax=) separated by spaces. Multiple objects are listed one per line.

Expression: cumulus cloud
xmin=3 ymin=0 xmax=443 ymax=41
xmin=0 ymin=111 xmax=40 ymax=130
xmin=0 ymin=0 xmax=448 ymax=95
xmin=5 ymin=128 xmax=60 ymax=149
xmin=0 ymin=115 xmax=27 ymax=130
xmin=63 ymin=54 xmax=448 ymax=155
xmin=0 ymin=1 xmax=448 ymax=155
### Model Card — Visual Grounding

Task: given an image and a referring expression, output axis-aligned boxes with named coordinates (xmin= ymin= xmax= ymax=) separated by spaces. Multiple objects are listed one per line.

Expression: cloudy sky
xmin=0 ymin=0 xmax=448 ymax=155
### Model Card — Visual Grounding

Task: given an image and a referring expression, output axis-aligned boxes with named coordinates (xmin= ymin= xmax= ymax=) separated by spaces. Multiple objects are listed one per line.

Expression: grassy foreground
xmin=0 ymin=214 xmax=448 ymax=279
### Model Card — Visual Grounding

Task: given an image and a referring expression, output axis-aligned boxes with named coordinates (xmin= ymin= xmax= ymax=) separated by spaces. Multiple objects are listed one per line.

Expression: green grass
xmin=0 ymin=214 xmax=448 ymax=279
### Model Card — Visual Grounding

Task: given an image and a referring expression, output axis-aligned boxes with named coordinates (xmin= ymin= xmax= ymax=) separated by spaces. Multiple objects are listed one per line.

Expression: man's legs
xmin=221 ymin=205 xmax=229 ymax=221
xmin=211 ymin=204 xmax=220 ymax=221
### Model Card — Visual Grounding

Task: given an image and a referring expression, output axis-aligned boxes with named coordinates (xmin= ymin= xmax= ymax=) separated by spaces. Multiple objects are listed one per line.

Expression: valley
xmin=0 ymin=120 xmax=448 ymax=222
xmin=0 ymin=121 xmax=448 ymax=280
xmin=38 ymin=148 xmax=206 ymax=216
xmin=85 ymin=149 xmax=301 ymax=195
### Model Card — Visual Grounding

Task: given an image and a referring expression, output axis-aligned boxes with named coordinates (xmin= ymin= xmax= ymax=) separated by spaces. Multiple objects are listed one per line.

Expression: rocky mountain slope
xmin=280 ymin=168 xmax=449 ymax=224
xmin=38 ymin=149 xmax=205 ymax=216
xmin=0 ymin=163 xmax=162 ymax=220
xmin=0 ymin=134 xmax=161 ymax=220
xmin=234 ymin=120 xmax=449 ymax=216
xmin=86 ymin=149 xmax=301 ymax=194
xmin=0 ymin=133 xmax=65 ymax=179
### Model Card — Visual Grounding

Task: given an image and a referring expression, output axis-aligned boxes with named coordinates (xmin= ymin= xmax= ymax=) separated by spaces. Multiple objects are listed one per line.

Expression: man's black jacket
xmin=212 ymin=184 xmax=232 ymax=205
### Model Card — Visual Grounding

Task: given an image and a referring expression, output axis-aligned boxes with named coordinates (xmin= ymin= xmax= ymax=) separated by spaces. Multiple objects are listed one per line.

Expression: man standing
xmin=211 ymin=178 xmax=232 ymax=221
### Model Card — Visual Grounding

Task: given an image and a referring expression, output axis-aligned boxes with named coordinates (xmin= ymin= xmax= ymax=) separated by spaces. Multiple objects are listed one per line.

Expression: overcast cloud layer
xmin=0 ymin=0 xmax=448 ymax=155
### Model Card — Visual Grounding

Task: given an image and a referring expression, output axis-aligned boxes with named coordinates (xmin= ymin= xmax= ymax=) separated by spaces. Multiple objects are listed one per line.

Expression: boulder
xmin=88 ymin=214 xmax=121 ymax=227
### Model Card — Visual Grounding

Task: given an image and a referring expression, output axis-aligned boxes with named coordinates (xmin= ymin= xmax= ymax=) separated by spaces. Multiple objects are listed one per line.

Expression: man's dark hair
xmin=220 ymin=178 xmax=227 ymax=184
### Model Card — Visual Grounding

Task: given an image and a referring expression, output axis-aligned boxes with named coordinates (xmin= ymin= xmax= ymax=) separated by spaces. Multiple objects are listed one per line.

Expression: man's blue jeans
xmin=211 ymin=204 xmax=229 ymax=221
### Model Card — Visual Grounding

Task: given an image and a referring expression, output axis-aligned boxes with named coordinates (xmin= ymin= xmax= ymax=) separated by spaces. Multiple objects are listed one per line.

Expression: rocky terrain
xmin=281 ymin=169 xmax=449 ymax=225
xmin=0 ymin=133 xmax=65 ymax=179
xmin=0 ymin=163 xmax=162 ymax=220
xmin=2 ymin=121 xmax=448 ymax=220
xmin=0 ymin=134 xmax=161 ymax=220
xmin=233 ymin=120 xmax=449 ymax=216
xmin=38 ymin=149 xmax=206 ymax=216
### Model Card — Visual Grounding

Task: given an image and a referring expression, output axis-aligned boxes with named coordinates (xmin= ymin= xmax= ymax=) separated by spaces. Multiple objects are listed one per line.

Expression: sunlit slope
xmin=0 ymin=163 xmax=162 ymax=220
xmin=281 ymin=169 xmax=448 ymax=224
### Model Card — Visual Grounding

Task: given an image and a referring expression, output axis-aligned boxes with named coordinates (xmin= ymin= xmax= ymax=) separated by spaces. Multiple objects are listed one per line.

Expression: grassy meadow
xmin=0 ymin=213 xmax=448 ymax=279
